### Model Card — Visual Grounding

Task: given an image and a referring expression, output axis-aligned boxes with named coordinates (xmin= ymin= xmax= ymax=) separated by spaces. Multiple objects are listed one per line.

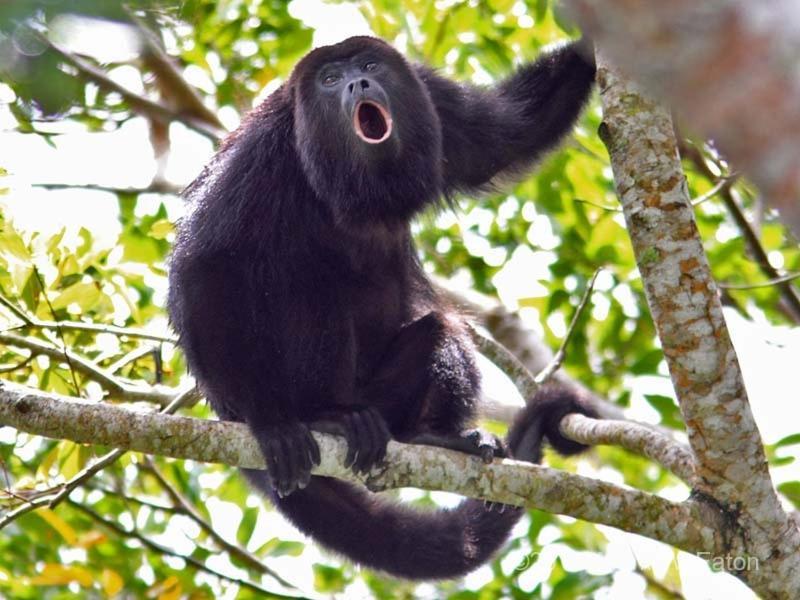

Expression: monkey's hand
xmin=253 ymin=421 xmax=321 ymax=498
xmin=312 ymin=407 xmax=391 ymax=475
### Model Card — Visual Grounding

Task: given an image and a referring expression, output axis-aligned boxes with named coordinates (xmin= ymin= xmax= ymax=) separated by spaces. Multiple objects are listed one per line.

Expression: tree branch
xmin=31 ymin=182 xmax=183 ymax=196
xmin=67 ymin=499 xmax=295 ymax=598
xmin=0 ymin=293 xmax=178 ymax=343
xmin=678 ymin=142 xmax=800 ymax=323
xmin=37 ymin=32 xmax=225 ymax=142
xmin=0 ymin=380 xmax=722 ymax=556
xmin=560 ymin=414 xmax=698 ymax=486
xmin=596 ymin=51 xmax=800 ymax=598
xmin=0 ymin=332 xmax=175 ymax=404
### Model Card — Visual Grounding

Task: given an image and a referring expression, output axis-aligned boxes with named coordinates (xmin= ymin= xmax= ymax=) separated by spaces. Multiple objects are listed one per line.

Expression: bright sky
xmin=1 ymin=1 xmax=798 ymax=598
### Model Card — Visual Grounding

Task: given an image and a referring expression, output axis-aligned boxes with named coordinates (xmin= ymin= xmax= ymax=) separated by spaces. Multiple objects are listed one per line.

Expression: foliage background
xmin=0 ymin=0 xmax=798 ymax=598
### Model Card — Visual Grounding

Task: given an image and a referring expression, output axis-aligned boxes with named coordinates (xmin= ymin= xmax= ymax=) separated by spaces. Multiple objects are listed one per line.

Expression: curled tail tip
xmin=509 ymin=384 xmax=598 ymax=461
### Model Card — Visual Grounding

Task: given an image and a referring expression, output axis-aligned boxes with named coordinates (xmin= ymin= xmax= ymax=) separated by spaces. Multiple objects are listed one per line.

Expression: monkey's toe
xmin=342 ymin=407 xmax=391 ymax=474
xmin=460 ymin=428 xmax=508 ymax=464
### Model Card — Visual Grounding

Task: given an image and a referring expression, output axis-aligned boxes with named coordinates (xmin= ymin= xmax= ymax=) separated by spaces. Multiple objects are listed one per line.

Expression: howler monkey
xmin=168 ymin=36 xmax=597 ymax=580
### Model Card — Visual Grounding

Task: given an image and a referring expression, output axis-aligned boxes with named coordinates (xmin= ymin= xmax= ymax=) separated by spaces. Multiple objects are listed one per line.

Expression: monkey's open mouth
xmin=354 ymin=101 xmax=392 ymax=144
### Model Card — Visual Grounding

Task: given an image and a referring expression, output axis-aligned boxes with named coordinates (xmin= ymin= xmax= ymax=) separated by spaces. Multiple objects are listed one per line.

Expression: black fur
xmin=168 ymin=36 xmax=596 ymax=580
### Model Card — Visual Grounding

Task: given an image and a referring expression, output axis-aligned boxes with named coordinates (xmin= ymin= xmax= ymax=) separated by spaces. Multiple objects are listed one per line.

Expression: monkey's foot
xmin=312 ymin=407 xmax=391 ymax=475
xmin=254 ymin=421 xmax=320 ymax=498
xmin=409 ymin=428 xmax=507 ymax=464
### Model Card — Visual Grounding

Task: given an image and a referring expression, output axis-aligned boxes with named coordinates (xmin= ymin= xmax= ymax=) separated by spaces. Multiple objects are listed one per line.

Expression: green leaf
xmin=313 ymin=564 xmax=349 ymax=593
xmin=778 ymin=481 xmax=800 ymax=509
xmin=644 ymin=394 xmax=685 ymax=430
xmin=236 ymin=506 xmax=258 ymax=547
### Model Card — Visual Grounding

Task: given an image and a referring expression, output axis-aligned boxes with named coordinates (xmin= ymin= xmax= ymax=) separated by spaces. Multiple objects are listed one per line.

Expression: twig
xmin=0 ymin=291 xmax=177 ymax=343
xmin=32 ymin=182 xmax=183 ymax=196
xmin=680 ymin=142 xmax=800 ymax=322
xmin=690 ymin=174 xmax=737 ymax=206
xmin=718 ymin=272 xmax=800 ymax=290
xmin=574 ymin=197 xmax=621 ymax=212
xmin=67 ymin=499 xmax=298 ymax=599
xmin=470 ymin=327 xmax=539 ymax=399
xmin=0 ymin=354 xmax=34 ymax=373
xmin=34 ymin=31 xmax=224 ymax=142
xmin=535 ymin=268 xmax=601 ymax=384
xmin=32 ymin=268 xmax=81 ymax=395
xmin=141 ymin=458 xmax=297 ymax=589
xmin=107 ymin=345 xmax=159 ymax=374
xmin=85 ymin=484 xmax=180 ymax=514
xmin=0 ymin=332 xmax=172 ymax=404
xmin=125 ymin=8 xmax=225 ymax=131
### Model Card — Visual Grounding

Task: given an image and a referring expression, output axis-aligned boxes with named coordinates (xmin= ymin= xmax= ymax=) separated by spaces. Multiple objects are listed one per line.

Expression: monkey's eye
xmin=363 ymin=61 xmax=378 ymax=72
xmin=322 ymin=73 xmax=341 ymax=86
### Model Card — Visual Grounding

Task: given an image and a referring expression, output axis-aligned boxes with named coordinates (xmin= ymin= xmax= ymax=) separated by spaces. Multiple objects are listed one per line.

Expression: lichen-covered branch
xmin=560 ymin=414 xmax=698 ymax=486
xmin=0 ymin=380 xmax=721 ymax=555
xmin=596 ymin=54 xmax=800 ymax=598
xmin=568 ymin=0 xmax=800 ymax=236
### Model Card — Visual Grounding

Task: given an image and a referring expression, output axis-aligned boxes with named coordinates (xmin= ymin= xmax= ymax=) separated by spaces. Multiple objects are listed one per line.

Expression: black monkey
xmin=168 ymin=36 xmax=597 ymax=580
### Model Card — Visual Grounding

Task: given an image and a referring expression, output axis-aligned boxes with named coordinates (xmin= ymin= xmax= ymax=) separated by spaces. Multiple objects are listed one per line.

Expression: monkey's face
xmin=321 ymin=57 xmax=394 ymax=146
xmin=291 ymin=37 xmax=443 ymax=225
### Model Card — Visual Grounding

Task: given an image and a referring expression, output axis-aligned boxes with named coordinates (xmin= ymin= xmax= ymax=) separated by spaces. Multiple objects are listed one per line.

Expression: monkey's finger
xmin=265 ymin=439 xmax=282 ymax=493
xmin=297 ymin=463 xmax=312 ymax=490
xmin=284 ymin=432 xmax=305 ymax=494
xmin=360 ymin=412 xmax=381 ymax=473
xmin=305 ymin=426 xmax=321 ymax=466
xmin=297 ymin=427 xmax=316 ymax=485
xmin=275 ymin=438 xmax=294 ymax=497
xmin=351 ymin=412 xmax=371 ymax=473
xmin=365 ymin=409 xmax=389 ymax=466
xmin=295 ymin=430 xmax=313 ymax=475
xmin=343 ymin=415 xmax=358 ymax=469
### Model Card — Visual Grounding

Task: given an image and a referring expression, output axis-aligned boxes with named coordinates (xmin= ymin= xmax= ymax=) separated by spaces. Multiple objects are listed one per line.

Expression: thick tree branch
xmin=596 ymin=52 xmax=800 ymax=598
xmin=0 ymin=380 xmax=723 ymax=556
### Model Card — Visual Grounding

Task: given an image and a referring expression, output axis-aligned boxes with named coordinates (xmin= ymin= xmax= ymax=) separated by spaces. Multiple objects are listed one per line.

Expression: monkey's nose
xmin=347 ymin=79 xmax=370 ymax=94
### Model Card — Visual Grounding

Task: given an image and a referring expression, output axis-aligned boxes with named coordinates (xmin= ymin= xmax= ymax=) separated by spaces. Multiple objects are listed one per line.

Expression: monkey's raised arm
xmin=416 ymin=39 xmax=595 ymax=195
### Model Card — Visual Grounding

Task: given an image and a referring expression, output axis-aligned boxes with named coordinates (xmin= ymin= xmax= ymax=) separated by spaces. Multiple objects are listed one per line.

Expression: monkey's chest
xmin=346 ymin=277 xmax=410 ymax=378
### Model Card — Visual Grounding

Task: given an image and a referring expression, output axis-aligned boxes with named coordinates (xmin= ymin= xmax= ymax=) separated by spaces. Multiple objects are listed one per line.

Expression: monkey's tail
xmin=244 ymin=384 xmax=596 ymax=580
xmin=246 ymin=474 xmax=522 ymax=580
xmin=507 ymin=384 xmax=598 ymax=464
